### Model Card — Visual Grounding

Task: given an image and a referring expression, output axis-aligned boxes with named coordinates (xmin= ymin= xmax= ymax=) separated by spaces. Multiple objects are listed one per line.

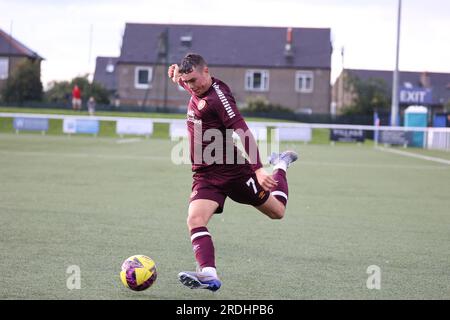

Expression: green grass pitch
xmin=0 ymin=133 xmax=449 ymax=299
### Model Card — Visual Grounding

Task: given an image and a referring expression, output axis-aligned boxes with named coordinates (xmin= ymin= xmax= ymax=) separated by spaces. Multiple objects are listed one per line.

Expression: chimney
xmin=287 ymin=27 xmax=292 ymax=44
xmin=420 ymin=71 xmax=431 ymax=88
xmin=284 ymin=27 xmax=294 ymax=59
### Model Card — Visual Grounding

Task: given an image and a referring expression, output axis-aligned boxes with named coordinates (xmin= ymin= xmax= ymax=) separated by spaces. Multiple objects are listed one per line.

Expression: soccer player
xmin=168 ymin=54 xmax=298 ymax=292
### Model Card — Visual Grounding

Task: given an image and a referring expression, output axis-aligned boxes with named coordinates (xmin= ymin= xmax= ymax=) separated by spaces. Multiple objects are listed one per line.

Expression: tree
xmin=342 ymin=74 xmax=391 ymax=115
xmin=44 ymin=80 xmax=72 ymax=104
xmin=45 ymin=75 xmax=110 ymax=105
xmin=1 ymin=59 xmax=43 ymax=103
xmin=240 ymin=96 xmax=294 ymax=116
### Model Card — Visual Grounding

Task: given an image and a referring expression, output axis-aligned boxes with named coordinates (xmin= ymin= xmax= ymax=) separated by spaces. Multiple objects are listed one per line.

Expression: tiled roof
xmin=93 ymin=57 xmax=118 ymax=91
xmin=119 ymin=23 xmax=331 ymax=69
xmin=0 ymin=28 xmax=43 ymax=59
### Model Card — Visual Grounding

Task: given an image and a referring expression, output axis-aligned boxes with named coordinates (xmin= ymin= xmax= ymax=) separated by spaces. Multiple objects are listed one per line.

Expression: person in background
xmin=72 ymin=85 xmax=82 ymax=111
xmin=87 ymin=96 xmax=96 ymax=116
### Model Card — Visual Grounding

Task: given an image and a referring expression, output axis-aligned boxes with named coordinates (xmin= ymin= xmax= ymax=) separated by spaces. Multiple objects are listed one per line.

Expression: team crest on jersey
xmin=197 ymin=99 xmax=206 ymax=110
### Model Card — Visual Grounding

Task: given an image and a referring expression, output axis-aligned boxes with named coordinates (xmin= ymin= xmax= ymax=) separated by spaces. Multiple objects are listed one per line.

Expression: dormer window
xmin=180 ymin=35 xmax=192 ymax=48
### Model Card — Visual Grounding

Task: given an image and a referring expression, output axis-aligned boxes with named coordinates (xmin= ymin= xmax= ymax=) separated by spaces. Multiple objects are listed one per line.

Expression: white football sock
xmin=273 ymin=161 xmax=287 ymax=172
xmin=201 ymin=267 xmax=218 ymax=278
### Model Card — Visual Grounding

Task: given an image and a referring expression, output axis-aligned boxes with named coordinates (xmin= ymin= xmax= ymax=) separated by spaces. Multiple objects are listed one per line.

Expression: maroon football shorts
xmin=189 ymin=171 xmax=270 ymax=213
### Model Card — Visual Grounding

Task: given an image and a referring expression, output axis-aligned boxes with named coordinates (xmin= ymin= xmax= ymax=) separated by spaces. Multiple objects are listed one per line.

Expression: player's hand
xmin=168 ymin=64 xmax=180 ymax=83
xmin=255 ymin=168 xmax=278 ymax=191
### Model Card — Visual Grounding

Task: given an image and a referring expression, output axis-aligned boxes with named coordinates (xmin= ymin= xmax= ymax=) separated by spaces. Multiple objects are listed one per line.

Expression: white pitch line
xmin=375 ymin=146 xmax=450 ymax=166
xmin=298 ymin=160 xmax=447 ymax=170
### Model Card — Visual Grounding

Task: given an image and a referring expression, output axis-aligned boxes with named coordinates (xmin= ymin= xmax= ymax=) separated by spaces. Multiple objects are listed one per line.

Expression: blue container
xmin=433 ymin=113 xmax=447 ymax=128
xmin=404 ymin=106 xmax=428 ymax=147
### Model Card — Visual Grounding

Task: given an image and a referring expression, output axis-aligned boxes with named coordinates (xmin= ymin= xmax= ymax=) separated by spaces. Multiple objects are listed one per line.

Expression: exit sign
xmin=399 ymin=87 xmax=432 ymax=104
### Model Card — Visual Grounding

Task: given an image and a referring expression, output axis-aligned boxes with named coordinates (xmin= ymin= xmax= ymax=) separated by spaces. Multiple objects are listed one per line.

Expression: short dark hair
xmin=179 ymin=53 xmax=207 ymax=74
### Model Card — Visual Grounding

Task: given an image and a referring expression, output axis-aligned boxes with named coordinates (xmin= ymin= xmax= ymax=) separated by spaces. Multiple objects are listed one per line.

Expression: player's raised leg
xmin=178 ymin=199 xmax=222 ymax=291
xmin=270 ymin=150 xmax=298 ymax=205
xmin=256 ymin=151 xmax=298 ymax=218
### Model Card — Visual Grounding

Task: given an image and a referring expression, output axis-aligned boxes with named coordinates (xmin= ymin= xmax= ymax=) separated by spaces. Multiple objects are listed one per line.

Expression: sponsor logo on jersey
xmin=259 ymin=191 xmax=266 ymax=199
xmin=197 ymin=99 xmax=206 ymax=110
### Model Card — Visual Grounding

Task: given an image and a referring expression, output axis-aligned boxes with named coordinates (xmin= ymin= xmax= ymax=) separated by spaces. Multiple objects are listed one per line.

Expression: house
xmin=0 ymin=28 xmax=44 ymax=94
xmin=332 ymin=69 xmax=450 ymax=116
xmin=95 ymin=23 xmax=332 ymax=113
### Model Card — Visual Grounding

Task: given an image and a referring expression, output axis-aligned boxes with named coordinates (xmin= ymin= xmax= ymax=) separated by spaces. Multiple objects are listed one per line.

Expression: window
xmin=106 ymin=62 xmax=115 ymax=73
xmin=0 ymin=57 xmax=9 ymax=80
xmin=296 ymin=71 xmax=314 ymax=93
xmin=180 ymin=35 xmax=192 ymax=48
xmin=245 ymin=70 xmax=269 ymax=91
xmin=134 ymin=67 xmax=153 ymax=89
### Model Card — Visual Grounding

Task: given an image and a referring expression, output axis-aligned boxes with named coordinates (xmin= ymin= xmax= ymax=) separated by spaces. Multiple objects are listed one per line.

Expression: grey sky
xmin=1 ymin=0 xmax=449 ymax=88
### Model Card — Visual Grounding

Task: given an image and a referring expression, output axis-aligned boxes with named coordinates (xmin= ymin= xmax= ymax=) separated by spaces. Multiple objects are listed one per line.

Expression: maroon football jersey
xmin=181 ymin=77 xmax=254 ymax=178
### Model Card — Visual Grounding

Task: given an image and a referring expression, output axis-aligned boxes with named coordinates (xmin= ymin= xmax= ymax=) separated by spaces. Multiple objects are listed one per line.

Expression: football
xmin=120 ymin=255 xmax=157 ymax=291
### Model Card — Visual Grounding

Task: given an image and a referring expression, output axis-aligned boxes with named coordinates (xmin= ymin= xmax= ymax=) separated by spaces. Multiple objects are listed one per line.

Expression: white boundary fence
xmin=1 ymin=113 xmax=450 ymax=151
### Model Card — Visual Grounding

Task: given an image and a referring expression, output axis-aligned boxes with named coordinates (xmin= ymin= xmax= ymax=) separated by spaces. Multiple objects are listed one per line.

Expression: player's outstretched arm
xmin=168 ymin=64 xmax=181 ymax=84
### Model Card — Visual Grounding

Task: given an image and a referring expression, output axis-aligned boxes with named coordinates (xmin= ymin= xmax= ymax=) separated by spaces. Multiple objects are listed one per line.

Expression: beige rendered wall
xmin=117 ymin=64 xmax=331 ymax=113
